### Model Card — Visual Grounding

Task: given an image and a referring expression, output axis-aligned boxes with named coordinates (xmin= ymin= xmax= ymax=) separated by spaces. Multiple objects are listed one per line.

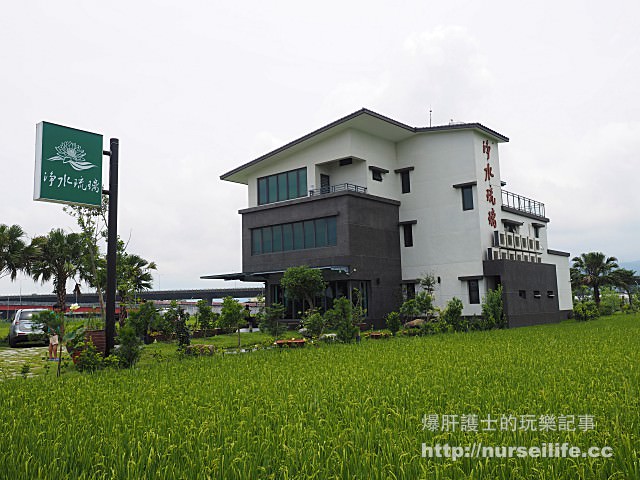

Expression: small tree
xmin=280 ymin=266 xmax=326 ymax=314
xmin=258 ymin=302 xmax=287 ymax=339
xmin=418 ymin=272 xmax=437 ymax=295
xmin=385 ymin=311 xmax=401 ymax=335
xmin=220 ymin=296 xmax=246 ymax=348
xmin=328 ymin=296 xmax=357 ymax=343
xmin=194 ymin=299 xmax=215 ymax=332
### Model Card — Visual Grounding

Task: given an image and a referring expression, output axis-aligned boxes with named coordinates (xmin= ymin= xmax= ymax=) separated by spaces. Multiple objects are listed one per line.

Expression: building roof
xmin=221 ymin=108 xmax=509 ymax=184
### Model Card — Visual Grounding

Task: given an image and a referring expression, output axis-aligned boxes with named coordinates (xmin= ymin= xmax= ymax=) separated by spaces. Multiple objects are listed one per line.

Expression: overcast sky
xmin=1 ymin=0 xmax=638 ymax=296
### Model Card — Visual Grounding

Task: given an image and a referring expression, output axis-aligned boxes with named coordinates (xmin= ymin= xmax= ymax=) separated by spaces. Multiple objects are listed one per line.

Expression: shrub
xmin=116 ymin=324 xmax=143 ymax=368
xmin=303 ymin=309 xmax=326 ymax=338
xmin=128 ymin=301 xmax=160 ymax=341
xmin=385 ymin=311 xmax=401 ymax=335
xmin=75 ymin=340 xmax=103 ymax=373
xmin=194 ymin=299 xmax=215 ymax=331
xmin=442 ymin=297 xmax=464 ymax=331
xmin=481 ymin=285 xmax=505 ymax=329
xmin=574 ymin=301 xmax=599 ymax=321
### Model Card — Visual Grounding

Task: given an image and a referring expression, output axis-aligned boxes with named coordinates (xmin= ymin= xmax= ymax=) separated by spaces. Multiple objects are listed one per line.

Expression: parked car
xmin=8 ymin=309 xmax=49 ymax=347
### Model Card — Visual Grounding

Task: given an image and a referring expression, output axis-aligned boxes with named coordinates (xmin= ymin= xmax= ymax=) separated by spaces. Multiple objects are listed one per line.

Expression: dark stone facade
xmin=483 ymin=260 xmax=563 ymax=327
xmin=240 ymin=191 xmax=403 ymax=326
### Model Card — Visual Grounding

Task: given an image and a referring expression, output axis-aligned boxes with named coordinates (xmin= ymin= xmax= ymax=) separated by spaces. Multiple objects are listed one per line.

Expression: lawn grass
xmin=0 ymin=315 xmax=638 ymax=479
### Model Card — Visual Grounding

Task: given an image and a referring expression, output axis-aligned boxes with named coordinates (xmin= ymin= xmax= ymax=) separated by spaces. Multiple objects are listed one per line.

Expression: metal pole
xmin=105 ymin=138 xmax=119 ymax=355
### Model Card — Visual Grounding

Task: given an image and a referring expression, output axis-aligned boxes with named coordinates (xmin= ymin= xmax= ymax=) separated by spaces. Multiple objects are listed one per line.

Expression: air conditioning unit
xmin=528 ymin=238 xmax=535 ymax=251
xmin=535 ymin=254 xmax=542 ymax=263
xmin=522 ymin=253 xmax=530 ymax=262
xmin=514 ymin=235 xmax=521 ymax=249
xmin=487 ymin=248 xmax=501 ymax=261
xmin=516 ymin=252 xmax=523 ymax=262
xmin=500 ymin=249 xmax=509 ymax=260
xmin=521 ymin=235 xmax=530 ymax=251
xmin=506 ymin=232 xmax=515 ymax=249
xmin=508 ymin=251 xmax=516 ymax=261
xmin=493 ymin=230 xmax=507 ymax=248
xmin=535 ymin=239 xmax=542 ymax=252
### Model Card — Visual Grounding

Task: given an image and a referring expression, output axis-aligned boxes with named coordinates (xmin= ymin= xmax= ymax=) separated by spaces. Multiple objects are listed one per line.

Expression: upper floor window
xmin=395 ymin=167 xmax=414 ymax=194
xmin=251 ymin=216 xmax=337 ymax=255
xmin=257 ymin=167 xmax=307 ymax=205
xmin=462 ymin=185 xmax=474 ymax=211
xmin=369 ymin=166 xmax=389 ymax=182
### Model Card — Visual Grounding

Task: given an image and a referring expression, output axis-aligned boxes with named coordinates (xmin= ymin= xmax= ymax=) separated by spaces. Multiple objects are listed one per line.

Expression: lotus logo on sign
xmin=34 ymin=122 xmax=103 ymax=207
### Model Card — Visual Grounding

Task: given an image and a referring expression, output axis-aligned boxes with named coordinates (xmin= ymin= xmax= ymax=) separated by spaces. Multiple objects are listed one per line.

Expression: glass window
xmin=315 ymin=218 xmax=327 ymax=247
xmin=262 ymin=226 xmax=272 ymax=253
xmin=401 ymin=171 xmax=411 ymax=193
xmin=288 ymin=170 xmax=299 ymax=199
xmin=252 ymin=229 xmax=262 ymax=255
xmin=372 ymin=170 xmax=383 ymax=182
xmin=462 ymin=186 xmax=474 ymax=211
xmin=272 ymin=225 xmax=282 ymax=252
xmin=403 ymin=224 xmax=413 ymax=247
xmin=268 ymin=177 xmax=278 ymax=204
xmin=277 ymin=173 xmax=287 ymax=201
xmin=293 ymin=222 xmax=304 ymax=250
xmin=304 ymin=220 xmax=315 ymax=249
xmin=282 ymin=223 xmax=293 ymax=251
xmin=258 ymin=178 xmax=268 ymax=205
xmin=298 ymin=169 xmax=307 ymax=196
xmin=468 ymin=280 xmax=480 ymax=304
xmin=327 ymin=217 xmax=337 ymax=246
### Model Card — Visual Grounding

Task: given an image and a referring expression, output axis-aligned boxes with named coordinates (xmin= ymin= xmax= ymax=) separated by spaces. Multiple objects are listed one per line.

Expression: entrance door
xmin=320 ymin=174 xmax=330 ymax=194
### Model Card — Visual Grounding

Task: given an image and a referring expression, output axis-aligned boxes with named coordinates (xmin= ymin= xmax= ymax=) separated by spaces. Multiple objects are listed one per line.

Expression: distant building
xmin=204 ymin=109 xmax=573 ymax=327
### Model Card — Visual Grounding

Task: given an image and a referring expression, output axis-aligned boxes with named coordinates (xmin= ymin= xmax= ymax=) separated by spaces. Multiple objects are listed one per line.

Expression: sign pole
xmin=105 ymin=138 xmax=119 ymax=356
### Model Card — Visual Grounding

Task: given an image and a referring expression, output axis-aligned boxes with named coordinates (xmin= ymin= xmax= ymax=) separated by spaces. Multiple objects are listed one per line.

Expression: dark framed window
xmin=257 ymin=167 xmax=307 ymax=205
xmin=462 ymin=186 xmax=474 ymax=211
xmin=400 ymin=170 xmax=411 ymax=193
xmin=519 ymin=290 xmax=526 ymax=299
xmin=252 ymin=217 xmax=337 ymax=255
xmin=468 ymin=280 xmax=480 ymax=304
xmin=533 ymin=225 xmax=541 ymax=238
xmin=372 ymin=170 xmax=383 ymax=182
xmin=403 ymin=224 xmax=414 ymax=247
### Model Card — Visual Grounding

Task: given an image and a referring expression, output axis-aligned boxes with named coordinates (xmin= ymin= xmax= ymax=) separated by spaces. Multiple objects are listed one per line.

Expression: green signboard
xmin=34 ymin=122 xmax=103 ymax=207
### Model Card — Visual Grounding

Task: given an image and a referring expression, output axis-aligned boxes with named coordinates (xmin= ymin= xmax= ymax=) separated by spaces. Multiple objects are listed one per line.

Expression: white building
xmin=205 ymin=109 xmax=573 ymax=327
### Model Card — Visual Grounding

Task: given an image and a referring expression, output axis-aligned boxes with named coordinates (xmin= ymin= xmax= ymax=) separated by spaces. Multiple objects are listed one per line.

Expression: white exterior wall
xmin=547 ymin=253 xmax=574 ymax=312
xmin=394 ymin=131 xmax=486 ymax=314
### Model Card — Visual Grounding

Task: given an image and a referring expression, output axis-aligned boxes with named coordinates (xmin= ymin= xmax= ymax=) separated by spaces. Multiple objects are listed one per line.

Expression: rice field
xmin=0 ymin=315 xmax=638 ymax=479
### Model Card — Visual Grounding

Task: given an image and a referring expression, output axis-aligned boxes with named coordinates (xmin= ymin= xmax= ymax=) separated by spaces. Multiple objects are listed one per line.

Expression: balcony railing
xmin=309 ymin=183 xmax=367 ymax=196
xmin=501 ymin=190 xmax=545 ymax=218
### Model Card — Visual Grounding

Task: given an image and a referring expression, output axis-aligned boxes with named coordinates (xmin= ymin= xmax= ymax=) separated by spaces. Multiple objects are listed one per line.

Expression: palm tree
xmin=571 ymin=252 xmax=619 ymax=306
xmin=30 ymin=228 xmax=84 ymax=312
xmin=0 ymin=224 xmax=37 ymax=280
xmin=611 ymin=268 xmax=639 ymax=308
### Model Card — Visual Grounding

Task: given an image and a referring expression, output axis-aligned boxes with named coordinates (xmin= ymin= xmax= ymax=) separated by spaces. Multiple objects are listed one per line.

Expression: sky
xmin=1 ymin=0 xmax=639 ymax=296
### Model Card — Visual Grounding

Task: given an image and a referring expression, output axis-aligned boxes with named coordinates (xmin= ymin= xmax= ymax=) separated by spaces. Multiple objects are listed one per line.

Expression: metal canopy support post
xmin=105 ymin=138 xmax=119 ymax=355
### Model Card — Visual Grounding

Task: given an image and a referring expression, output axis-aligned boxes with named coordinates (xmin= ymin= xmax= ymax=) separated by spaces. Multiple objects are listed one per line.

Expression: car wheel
xmin=9 ymin=336 xmax=17 ymax=348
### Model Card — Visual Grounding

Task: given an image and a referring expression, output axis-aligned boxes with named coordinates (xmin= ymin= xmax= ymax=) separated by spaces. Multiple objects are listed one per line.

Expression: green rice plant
xmin=0 ymin=314 xmax=637 ymax=479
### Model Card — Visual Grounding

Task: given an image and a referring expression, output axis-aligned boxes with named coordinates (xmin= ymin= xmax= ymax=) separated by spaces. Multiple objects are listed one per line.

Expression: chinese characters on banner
xmin=483 ymin=140 xmax=497 ymax=228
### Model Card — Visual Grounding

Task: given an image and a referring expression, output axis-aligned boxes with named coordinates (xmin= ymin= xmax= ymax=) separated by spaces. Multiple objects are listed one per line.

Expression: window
xmin=533 ymin=290 xmax=541 ymax=299
xmin=462 ymin=186 xmax=474 ymax=210
xmin=372 ymin=170 xmax=383 ymax=182
xmin=533 ymin=225 xmax=541 ymax=238
xmin=403 ymin=224 xmax=413 ymax=247
xmin=468 ymin=280 xmax=480 ymax=304
xmin=547 ymin=291 xmax=555 ymax=298
xmin=252 ymin=217 xmax=337 ymax=255
xmin=519 ymin=290 xmax=526 ymax=299
xmin=400 ymin=170 xmax=411 ymax=193
xmin=257 ymin=167 xmax=307 ymax=205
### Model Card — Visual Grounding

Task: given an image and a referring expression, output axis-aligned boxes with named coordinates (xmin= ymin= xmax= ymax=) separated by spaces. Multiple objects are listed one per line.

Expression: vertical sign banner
xmin=34 ymin=122 xmax=103 ymax=207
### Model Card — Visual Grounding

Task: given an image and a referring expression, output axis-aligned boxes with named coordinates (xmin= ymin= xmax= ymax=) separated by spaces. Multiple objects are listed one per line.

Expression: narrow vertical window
xmin=288 ymin=170 xmax=299 ymax=199
xmin=262 ymin=226 xmax=273 ymax=253
xmin=268 ymin=177 xmax=278 ymax=204
xmin=403 ymin=224 xmax=413 ymax=247
xmin=315 ymin=218 xmax=328 ymax=247
xmin=462 ymin=186 xmax=474 ymax=211
xmin=293 ymin=222 xmax=304 ymax=250
xmin=298 ymin=169 xmax=307 ymax=196
xmin=282 ymin=223 xmax=293 ymax=251
xmin=251 ymin=229 xmax=262 ymax=255
xmin=272 ymin=225 xmax=282 ymax=252
xmin=303 ymin=220 xmax=315 ymax=249
xmin=468 ymin=280 xmax=480 ymax=304
xmin=327 ymin=217 xmax=337 ymax=246
xmin=258 ymin=178 xmax=268 ymax=205
xmin=401 ymin=170 xmax=411 ymax=193
xmin=277 ymin=173 xmax=287 ymax=201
